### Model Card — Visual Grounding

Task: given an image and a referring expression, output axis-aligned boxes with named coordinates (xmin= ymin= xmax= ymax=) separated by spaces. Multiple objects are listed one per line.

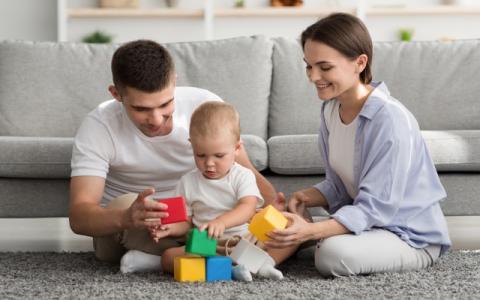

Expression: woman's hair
xmin=301 ymin=13 xmax=373 ymax=84
xmin=190 ymin=101 xmax=240 ymax=143
xmin=111 ymin=39 xmax=175 ymax=93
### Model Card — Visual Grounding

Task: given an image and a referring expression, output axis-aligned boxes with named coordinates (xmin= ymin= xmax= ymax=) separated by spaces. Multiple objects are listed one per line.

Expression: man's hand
xmin=124 ymin=188 xmax=169 ymax=230
xmin=199 ymin=219 xmax=226 ymax=239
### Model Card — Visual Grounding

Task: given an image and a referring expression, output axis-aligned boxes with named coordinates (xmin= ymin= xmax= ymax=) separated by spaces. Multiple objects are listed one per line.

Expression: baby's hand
xmin=199 ymin=219 xmax=226 ymax=239
xmin=148 ymin=224 xmax=171 ymax=243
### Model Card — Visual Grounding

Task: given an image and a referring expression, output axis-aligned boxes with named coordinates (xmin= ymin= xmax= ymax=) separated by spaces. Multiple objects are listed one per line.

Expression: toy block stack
xmin=174 ymin=228 xmax=232 ymax=282
xmin=229 ymin=205 xmax=288 ymax=273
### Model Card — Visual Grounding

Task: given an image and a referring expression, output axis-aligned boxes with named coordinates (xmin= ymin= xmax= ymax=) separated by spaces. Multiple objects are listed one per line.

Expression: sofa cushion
xmin=0 ymin=36 xmax=272 ymax=140
xmin=242 ymin=134 xmax=268 ymax=171
xmin=269 ymin=37 xmax=320 ymax=137
xmin=0 ymin=135 xmax=267 ymax=179
xmin=373 ymin=40 xmax=480 ymax=130
xmin=268 ymin=135 xmax=324 ymax=175
xmin=0 ymin=137 xmax=73 ymax=178
xmin=268 ymin=130 xmax=480 ymax=175
xmin=166 ymin=36 xmax=273 ymax=140
xmin=423 ymin=130 xmax=480 ymax=172
xmin=269 ymin=39 xmax=480 ymax=139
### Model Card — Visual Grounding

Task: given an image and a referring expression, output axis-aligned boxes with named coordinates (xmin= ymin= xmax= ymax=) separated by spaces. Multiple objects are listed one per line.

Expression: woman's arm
xmin=288 ymin=187 xmax=328 ymax=215
xmin=265 ymin=213 xmax=350 ymax=248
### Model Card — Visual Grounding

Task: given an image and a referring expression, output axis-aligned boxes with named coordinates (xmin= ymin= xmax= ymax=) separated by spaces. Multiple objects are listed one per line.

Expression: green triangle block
xmin=185 ymin=228 xmax=217 ymax=257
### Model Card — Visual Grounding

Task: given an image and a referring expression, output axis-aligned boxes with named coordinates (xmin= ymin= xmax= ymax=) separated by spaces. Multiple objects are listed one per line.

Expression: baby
xmin=152 ymin=101 xmax=293 ymax=281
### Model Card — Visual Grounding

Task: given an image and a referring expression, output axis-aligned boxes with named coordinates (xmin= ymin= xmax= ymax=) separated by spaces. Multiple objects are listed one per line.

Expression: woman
xmin=265 ymin=13 xmax=451 ymax=277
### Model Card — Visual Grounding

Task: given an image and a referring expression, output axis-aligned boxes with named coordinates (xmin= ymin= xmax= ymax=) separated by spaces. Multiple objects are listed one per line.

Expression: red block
xmin=155 ymin=196 xmax=188 ymax=224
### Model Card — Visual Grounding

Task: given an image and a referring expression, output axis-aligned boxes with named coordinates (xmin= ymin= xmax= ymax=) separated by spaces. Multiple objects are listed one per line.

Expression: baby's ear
xmin=235 ymin=140 xmax=243 ymax=151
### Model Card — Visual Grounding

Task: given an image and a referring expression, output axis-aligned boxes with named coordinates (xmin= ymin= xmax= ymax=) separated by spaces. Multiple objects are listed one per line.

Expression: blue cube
xmin=206 ymin=256 xmax=232 ymax=282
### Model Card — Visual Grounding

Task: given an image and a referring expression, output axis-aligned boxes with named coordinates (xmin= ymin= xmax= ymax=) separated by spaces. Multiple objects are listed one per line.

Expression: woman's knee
xmin=314 ymin=237 xmax=359 ymax=277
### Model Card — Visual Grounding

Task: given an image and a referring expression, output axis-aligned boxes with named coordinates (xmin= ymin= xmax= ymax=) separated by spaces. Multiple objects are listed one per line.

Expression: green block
xmin=185 ymin=228 xmax=217 ymax=257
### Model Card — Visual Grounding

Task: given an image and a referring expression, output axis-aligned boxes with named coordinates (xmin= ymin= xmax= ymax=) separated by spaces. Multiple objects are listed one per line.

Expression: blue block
xmin=206 ymin=256 xmax=232 ymax=282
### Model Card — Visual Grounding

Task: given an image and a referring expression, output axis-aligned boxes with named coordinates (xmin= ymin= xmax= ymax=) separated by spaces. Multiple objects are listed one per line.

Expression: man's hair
xmin=189 ymin=101 xmax=240 ymax=143
xmin=301 ymin=13 xmax=373 ymax=84
xmin=111 ymin=39 xmax=175 ymax=93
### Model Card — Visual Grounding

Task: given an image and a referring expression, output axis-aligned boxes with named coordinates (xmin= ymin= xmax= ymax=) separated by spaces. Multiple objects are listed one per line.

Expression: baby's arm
xmin=150 ymin=218 xmax=192 ymax=242
xmin=200 ymin=196 xmax=257 ymax=238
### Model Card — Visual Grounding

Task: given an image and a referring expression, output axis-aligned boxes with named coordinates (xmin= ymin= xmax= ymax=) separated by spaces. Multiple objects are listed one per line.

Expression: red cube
xmin=155 ymin=196 xmax=188 ymax=224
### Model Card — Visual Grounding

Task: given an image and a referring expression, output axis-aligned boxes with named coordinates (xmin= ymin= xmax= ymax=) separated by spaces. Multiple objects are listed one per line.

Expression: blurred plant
xmin=399 ymin=28 xmax=414 ymax=42
xmin=234 ymin=0 xmax=245 ymax=7
xmin=82 ymin=30 xmax=114 ymax=43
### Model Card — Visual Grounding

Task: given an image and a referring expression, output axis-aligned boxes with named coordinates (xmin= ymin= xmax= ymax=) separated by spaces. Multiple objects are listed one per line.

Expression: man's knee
xmin=314 ymin=237 xmax=359 ymax=277
xmin=93 ymin=236 xmax=126 ymax=263
xmin=107 ymin=193 xmax=138 ymax=209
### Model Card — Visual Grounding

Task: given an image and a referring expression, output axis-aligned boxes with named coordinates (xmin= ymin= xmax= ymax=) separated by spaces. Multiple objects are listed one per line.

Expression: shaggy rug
xmin=1 ymin=250 xmax=479 ymax=299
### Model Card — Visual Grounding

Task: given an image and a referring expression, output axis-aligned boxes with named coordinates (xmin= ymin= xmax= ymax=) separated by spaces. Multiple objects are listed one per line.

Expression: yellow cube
xmin=248 ymin=205 xmax=288 ymax=241
xmin=174 ymin=256 xmax=206 ymax=282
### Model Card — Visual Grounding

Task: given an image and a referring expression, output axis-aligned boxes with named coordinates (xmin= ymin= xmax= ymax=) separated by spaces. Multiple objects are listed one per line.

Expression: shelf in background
xmin=68 ymin=8 xmax=203 ymax=18
xmin=368 ymin=5 xmax=480 ymax=16
xmin=214 ymin=7 xmax=355 ymax=17
xmin=67 ymin=5 xmax=480 ymax=18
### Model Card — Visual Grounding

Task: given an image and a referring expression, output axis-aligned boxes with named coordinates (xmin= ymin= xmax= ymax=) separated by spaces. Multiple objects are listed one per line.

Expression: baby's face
xmin=190 ymin=133 xmax=240 ymax=180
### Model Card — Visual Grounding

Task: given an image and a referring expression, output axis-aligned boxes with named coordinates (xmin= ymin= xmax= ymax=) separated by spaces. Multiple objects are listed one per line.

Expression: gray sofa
xmin=1 ymin=36 xmax=479 ymax=249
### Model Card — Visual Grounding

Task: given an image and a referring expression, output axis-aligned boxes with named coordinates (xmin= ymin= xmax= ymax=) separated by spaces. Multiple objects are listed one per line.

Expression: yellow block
xmin=248 ymin=205 xmax=288 ymax=241
xmin=174 ymin=256 xmax=206 ymax=282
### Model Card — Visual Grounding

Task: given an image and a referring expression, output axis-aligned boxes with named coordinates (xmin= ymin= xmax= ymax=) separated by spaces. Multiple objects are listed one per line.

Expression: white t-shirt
xmin=71 ymin=86 xmax=221 ymax=206
xmin=324 ymin=100 xmax=358 ymax=199
xmin=175 ymin=163 xmax=264 ymax=238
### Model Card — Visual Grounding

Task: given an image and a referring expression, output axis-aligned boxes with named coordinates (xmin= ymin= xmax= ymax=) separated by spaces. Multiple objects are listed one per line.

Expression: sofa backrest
xmin=373 ymin=40 xmax=480 ymax=130
xmin=269 ymin=38 xmax=480 ymax=137
xmin=0 ymin=36 xmax=273 ymax=140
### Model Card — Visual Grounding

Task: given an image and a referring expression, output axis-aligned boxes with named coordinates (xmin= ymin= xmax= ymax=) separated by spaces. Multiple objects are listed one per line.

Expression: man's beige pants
xmin=93 ymin=193 xmax=182 ymax=263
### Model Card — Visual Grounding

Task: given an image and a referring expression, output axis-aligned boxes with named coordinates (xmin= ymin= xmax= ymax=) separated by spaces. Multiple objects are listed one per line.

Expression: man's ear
xmin=108 ymin=85 xmax=122 ymax=102
xmin=355 ymin=54 xmax=368 ymax=74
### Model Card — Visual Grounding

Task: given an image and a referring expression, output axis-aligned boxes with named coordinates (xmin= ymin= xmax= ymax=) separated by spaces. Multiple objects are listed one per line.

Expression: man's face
xmin=110 ymin=82 xmax=175 ymax=137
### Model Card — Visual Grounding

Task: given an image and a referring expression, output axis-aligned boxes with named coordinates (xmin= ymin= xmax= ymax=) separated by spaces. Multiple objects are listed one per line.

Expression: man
xmin=69 ymin=40 xmax=281 ymax=273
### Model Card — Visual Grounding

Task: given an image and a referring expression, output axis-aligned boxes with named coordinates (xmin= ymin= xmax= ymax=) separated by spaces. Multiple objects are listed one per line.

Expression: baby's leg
xmin=161 ymin=246 xmax=186 ymax=274
xmin=266 ymin=244 xmax=299 ymax=265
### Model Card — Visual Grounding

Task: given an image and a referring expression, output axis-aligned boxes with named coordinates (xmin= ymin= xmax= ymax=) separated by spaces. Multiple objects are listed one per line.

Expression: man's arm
xmin=69 ymin=176 xmax=168 ymax=237
xmin=235 ymin=143 xmax=284 ymax=209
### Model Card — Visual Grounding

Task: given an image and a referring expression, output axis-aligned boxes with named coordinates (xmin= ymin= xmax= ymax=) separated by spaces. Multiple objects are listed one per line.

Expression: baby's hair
xmin=190 ymin=101 xmax=240 ymax=142
xmin=301 ymin=13 xmax=373 ymax=84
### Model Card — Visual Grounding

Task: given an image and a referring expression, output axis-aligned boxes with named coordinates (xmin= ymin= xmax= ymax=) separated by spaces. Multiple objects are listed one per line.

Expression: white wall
xmin=1 ymin=0 xmax=480 ymax=43
xmin=0 ymin=0 xmax=57 ymax=41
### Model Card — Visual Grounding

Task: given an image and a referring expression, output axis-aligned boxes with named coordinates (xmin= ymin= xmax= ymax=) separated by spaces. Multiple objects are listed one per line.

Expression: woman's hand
xmin=199 ymin=219 xmax=226 ymax=239
xmin=287 ymin=191 xmax=310 ymax=215
xmin=264 ymin=212 xmax=314 ymax=248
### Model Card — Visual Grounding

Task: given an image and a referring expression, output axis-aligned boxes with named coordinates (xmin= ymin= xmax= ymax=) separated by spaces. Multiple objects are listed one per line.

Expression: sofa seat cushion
xmin=0 ymin=135 xmax=267 ymax=179
xmin=423 ymin=130 xmax=480 ymax=172
xmin=268 ymin=130 xmax=480 ymax=175
xmin=0 ymin=137 xmax=73 ymax=178
xmin=268 ymin=135 xmax=324 ymax=175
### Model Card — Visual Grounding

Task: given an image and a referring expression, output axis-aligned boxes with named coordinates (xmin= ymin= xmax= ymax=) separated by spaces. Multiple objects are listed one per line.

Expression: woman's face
xmin=303 ymin=39 xmax=363 ymax=101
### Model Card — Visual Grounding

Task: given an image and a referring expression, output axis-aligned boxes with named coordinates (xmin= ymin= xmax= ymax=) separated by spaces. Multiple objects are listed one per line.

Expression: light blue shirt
xmin=314 ymin=82 xmax=451 ymax=255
